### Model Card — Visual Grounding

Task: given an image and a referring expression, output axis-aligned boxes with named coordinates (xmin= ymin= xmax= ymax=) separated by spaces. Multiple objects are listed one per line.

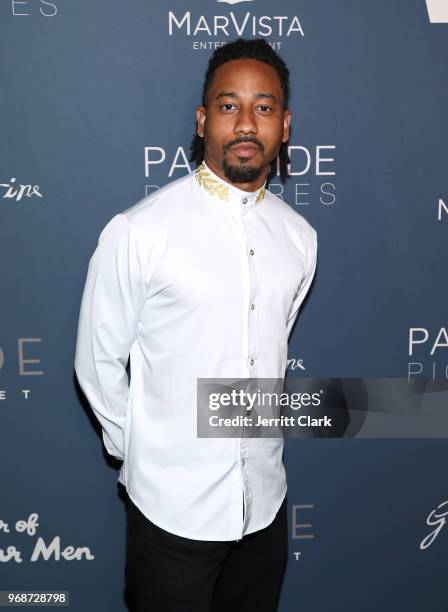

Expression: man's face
xmin=196 ymin=58 xmax=291 ymax=186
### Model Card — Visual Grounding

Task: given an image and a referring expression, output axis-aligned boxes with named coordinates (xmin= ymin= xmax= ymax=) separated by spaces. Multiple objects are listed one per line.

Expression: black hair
xmin=188 ymin=38 xmax=291 ymax=183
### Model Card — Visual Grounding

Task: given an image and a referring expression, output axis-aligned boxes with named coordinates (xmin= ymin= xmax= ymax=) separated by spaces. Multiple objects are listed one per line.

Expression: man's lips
xmin=230 ymin=144 xmax=260 ymax=158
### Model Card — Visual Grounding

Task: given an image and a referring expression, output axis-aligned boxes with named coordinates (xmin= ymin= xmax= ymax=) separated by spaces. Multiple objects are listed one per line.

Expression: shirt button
xmin=249 ymin=358 xmax=254 ymax=366
xmin=242 ymin=198 xmax=248 ymax=204
xmin=249 ymin=249 xmax=254 ymax=256
xmin=241 ymin=458 xmax=246 ymax=465
xmin=250 ymin=303 xmax=255 ymax=310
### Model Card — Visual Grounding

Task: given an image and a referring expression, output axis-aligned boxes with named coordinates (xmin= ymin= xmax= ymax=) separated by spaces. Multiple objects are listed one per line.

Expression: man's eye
xmin=220 ymin=103 xmax=272 ymax=112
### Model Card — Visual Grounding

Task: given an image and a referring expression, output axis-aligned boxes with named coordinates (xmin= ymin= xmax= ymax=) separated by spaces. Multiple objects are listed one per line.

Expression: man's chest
xmin=147 ymin=208 xmax=305 ymax=309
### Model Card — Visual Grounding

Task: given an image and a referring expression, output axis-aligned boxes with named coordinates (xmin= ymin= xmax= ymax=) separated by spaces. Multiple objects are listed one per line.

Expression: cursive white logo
xmin=287 ymin=358 xmax=306 ymax=371
xmin=0 ymin=179 xmax=43 ymax=202
xmin=420 ymin=499 xmax=448 ymax=549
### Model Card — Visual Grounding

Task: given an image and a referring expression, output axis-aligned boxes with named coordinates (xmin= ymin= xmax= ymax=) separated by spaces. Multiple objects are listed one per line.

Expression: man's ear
xmin=282 ymin=109 xmax=291 ymax=143
xmin=196 ymin=106 xmax=206 ymax=138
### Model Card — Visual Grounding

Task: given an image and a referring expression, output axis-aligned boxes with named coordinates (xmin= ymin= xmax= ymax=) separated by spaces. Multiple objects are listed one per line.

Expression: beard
xmin=222 ymin=156 xmax=265 ymax=183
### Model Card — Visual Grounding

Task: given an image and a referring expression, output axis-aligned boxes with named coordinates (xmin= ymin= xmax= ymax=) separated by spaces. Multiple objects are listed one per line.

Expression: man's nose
xmin=234 ymin=107 xmax=258 ymax=135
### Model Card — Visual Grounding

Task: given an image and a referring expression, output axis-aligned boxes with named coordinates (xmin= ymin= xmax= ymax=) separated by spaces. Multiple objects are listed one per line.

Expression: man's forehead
xmin=213 ymin=58 xmax=280 ymax=82
xmin=208 ymin=59 xmax=283 ymax=99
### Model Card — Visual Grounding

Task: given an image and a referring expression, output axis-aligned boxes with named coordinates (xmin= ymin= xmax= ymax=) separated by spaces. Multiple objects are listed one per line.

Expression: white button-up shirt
xmin=74 ymin=160 xmax=318 ymax=541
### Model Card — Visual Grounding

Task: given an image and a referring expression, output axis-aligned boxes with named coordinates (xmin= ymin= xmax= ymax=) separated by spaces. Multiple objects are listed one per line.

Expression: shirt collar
xmin=193 ymin=159 xmax=267 ymax=209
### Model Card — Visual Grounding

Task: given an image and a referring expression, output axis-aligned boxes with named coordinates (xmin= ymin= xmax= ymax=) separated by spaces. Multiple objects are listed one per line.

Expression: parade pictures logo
xmin=143 ymin=144 xmax=336 ymax=207
xmin=408 ymin=326 xmax=448 ymax=379
xmin=291 ymin=502 xmax=315 ymax=563
xmin=438 ymin=197 xmax=447 ymax=221
xmin=0 ymin=338 xmax=43 ymax=404
xmin=426 ymin=0 xmax=448 ymax=23
xmin=168 ymin=0 xmax=304 ymax=50
xmin=270 ymin=145 xmax=336 ymax=208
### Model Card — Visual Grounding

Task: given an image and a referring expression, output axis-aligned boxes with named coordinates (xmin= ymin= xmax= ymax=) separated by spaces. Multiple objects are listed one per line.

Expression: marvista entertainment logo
xmin=426 ymin=0 xmax=448 ymax=23
xmin=168 ymin=0 xmax=304 ymax=47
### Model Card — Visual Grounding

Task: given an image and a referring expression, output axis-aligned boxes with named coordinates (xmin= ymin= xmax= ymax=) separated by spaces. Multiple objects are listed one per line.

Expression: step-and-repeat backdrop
xmin=1 ymin=1 xmax=447 ymax=610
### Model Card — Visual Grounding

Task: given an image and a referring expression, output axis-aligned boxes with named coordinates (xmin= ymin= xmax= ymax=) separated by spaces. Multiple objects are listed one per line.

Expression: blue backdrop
xmin=1 ymin=1 xmax=447 ymax=610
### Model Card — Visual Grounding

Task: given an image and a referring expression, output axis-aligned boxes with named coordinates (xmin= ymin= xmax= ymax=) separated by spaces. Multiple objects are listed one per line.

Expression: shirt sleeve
xmin=286 ymin=226 xmax=318 ymax=338
xmin=74 ymin=213 xmax=147 ymax=460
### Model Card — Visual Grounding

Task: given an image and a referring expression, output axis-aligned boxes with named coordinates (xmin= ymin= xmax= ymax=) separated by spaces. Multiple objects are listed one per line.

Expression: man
xmin=74 ymin=38 xmax=317 ymax=612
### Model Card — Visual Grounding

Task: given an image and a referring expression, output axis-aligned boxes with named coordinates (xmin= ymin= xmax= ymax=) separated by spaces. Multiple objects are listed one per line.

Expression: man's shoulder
xmin=95 ymin=171 xmax=197 ymax=250
xmin=121 ymin=170 xmax=196 ymax=226
xmin=264 ymin=188 xmax=317 ymax=242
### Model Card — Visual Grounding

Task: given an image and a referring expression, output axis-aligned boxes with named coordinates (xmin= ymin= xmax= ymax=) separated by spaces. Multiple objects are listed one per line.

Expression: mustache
xmin=224 ymin=137 xmax=264 ymax=152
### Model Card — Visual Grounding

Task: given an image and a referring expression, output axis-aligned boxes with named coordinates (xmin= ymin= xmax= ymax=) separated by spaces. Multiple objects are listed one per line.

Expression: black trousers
xmin=125 ymin=493 xmax=288 ymax=612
